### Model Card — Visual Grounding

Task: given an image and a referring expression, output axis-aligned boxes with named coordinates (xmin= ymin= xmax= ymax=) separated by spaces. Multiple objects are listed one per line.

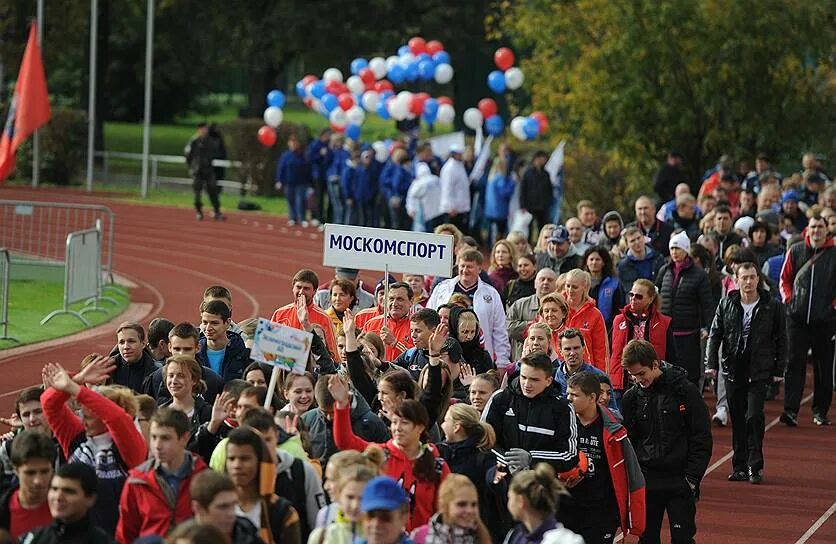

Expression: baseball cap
xmin=375 ymin=274 xmax=398 ymax=294
xmin=781 ymin=190 xmax=799 ymax=204
xmin=360 ymin=476 xmax=408 ymax=512
xmin=335 ymin=267 xmax=359 ymax=280
xmin=548 ymin=226 xmax=570 ymax=244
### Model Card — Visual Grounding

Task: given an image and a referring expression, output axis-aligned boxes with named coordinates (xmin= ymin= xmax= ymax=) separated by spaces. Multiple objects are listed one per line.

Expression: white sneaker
xmin=287 ymin=220 xmax=296 ymax=227
xmin=301 ymin=220 xmax=310 ymax=228
xmin=311 ymin=219 xmax=321 ymax=227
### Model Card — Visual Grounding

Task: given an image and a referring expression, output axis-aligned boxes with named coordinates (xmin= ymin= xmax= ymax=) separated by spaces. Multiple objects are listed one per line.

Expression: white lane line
xmin=795 ymin=501 xmax=836 ymax=544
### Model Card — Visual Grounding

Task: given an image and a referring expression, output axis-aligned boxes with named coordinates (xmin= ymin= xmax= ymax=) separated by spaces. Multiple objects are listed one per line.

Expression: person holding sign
xmin=271 ymin=270 xmax=338 ymax=360
xmin=362 ymin=282 xmax=415 ymax=362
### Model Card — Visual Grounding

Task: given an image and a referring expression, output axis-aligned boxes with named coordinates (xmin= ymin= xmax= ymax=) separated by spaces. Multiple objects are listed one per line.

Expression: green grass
xmin=0 ymin=280 xmax=130 ymax=350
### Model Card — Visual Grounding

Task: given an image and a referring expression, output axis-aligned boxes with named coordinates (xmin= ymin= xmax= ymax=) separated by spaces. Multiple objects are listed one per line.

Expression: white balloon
xmin=346 ymin=106 xmax=366 ymax=125
xmin=385 ymin=56 xmax=400 ymax=72
xmin=389 ymin=96 xmax=409 ymax=121
xmin=400 ymin=52 xmax=416 ymax=66
xmin=505 ymin=67 xmax=525 ymax=90
xmin=329 ymin=108 xmax=347 ymax=128
xmin=369 ymin=57 xmax=387 ymax=80
xmin=510 ymin=116 xmax=527 ymax=141
xmin=436 ymin=104 xmax=455 ymax=124
xmin=323 ymin=68 xmax=343 ymax=83
xmin=346 ymin=75 xmax=365 ymax=95
xmin=434 ymin=63 xmax=454 ymax=84
xmin=463 ymin=107 xmax=483 ymax=130
xmin=372 ymin=141 xmax=388 ymax=163
xmin=361 ymin=91 xmax=380 ymax=112
xmin=263 ymin=106 xmax=283 ymax=128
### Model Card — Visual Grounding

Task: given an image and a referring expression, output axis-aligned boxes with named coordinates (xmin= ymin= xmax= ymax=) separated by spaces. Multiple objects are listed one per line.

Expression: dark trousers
xmin=193 ymin=172 xmax=220 ymax=214
xmin=559 ymin=503 xmax=618 ymax=544
xmin=442 ymin=213 xmax=468 ymax=235
xmin=487 ymin=219 xmax=508 ymax=246
xmin=314 ymin=176 xmax=328 ymax=222
xmin=727 ymin=377 xmax=768 ymax=472
xmin=672 ymin=332 xmax=702 ymax=385
xmin=784 ymin=319 xmax=835 ymax=416
xmin=640 ymin=485 xmax=696 ymax=544
xmin=527 ymin=209 xmax=551 ymax=243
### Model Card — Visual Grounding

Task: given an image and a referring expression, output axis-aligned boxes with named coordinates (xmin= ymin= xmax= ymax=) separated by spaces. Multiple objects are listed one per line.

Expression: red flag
xmin=0 ymin=23 xmax=51 ymax=182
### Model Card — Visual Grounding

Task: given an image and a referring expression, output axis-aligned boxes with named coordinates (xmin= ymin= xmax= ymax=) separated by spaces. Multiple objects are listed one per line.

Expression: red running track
xmin=1 ymin=186 xmax=834 ymax=543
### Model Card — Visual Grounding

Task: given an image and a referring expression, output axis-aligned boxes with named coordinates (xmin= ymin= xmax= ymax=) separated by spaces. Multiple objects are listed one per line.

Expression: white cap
xmin=448 ymin=144 xmax=464 ymax=154
xmin=669 ymin=231 xmax=691 ymax=252
xmin=734 ymin=216 xmax=755 ymax=236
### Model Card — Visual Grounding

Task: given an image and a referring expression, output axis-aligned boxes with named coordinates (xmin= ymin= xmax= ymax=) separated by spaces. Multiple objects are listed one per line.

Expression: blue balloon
xmin=523 ymin=117 xmax=540 ymax=140
xmin=266 ymin=90 xmax=285 ymax=108
xmin=417 ymin=53 xmax=432 ymax=63
xmin=432 ymin=51 xmax=451 ymax=65
xmin=295 ymin=80 xmax=306 ymax=98
xmin=377 ymin=101 xmax=391 ymax=120
xmin=418 ymin=60 xmax=436 ymax=81
xmin=350 ymin=58 xmax=368 ymax=75
xmin=388 ymin=64 xmax=406 ymax=84
xmin=321 ymin=93 xmax=339 ymax=113
xmin=345 ymin=124 xmax=361 ymax=141
xmin=423 ymin=98 xmax=439 ymax=121
xmin=380 ymin=90 xmax=395 ymax=101
xmin=310 ymin=80 xmax=326 ymax=99
xmin=485 ymin=115 xmax=504 ymax=136
xmin=405 ymin=62 xmax=419 ymax=83
xmin=487 ymin=70 xmax=506 ymax=93
xmin=398 ymin=45 xmax=410 ymax=56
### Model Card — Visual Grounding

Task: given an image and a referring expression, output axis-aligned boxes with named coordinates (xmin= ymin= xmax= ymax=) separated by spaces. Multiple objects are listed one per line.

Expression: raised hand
xmin=74 ymin=354 xmax=115 ymax=386
xmin=296 ymin=294 xmax=311 ymax=332
xmin=327 ymin=374 xmax=350 ymax=408
xmin=429 ymin=322 xmax=448 ymax=356
xmin=342 ymin=308 xmax=355 ymax=336
xmin=211 ymin=392 xmax=232 ymax=423
xmin=0 ymin=414 xmax=22 ymax=430
xmin=42 ymin=363 xmax=80 ymax=396
xmin=459 ymin=363 xmax=476 ymax=387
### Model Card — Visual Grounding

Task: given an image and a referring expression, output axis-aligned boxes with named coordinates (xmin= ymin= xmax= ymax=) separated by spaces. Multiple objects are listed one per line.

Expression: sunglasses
xmin=628 ymin=292 xmax=644 ymax=300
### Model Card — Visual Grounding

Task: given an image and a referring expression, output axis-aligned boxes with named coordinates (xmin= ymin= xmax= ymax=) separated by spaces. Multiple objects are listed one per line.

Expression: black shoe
xmin=213 ymin=212 xmax=226 ymax=221
xmin=728 ymin=470 xmax=748 ymax=482
xmin=813 ymin=413 xmax=832 ymax=426
xmin=780 ymin=411 xmax=798 ymax=427
xmin=749 ymin=469 xmax=763 ymax=485
xmin=196 ymin=211 xmax=204 ymax=221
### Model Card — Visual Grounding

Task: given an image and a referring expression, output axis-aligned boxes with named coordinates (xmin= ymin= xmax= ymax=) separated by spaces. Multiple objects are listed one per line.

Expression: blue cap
xmin=781 ymin=190 xmax=799 ymax=204
xmin=549 ymin=225 xmax=570 ymax=244
xmin=360 ymin=476 xmax=408 ymax=512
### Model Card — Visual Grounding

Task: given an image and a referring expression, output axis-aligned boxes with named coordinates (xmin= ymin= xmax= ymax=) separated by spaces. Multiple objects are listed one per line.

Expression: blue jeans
xmin=286 ymin=184 xmax=306 ymax=223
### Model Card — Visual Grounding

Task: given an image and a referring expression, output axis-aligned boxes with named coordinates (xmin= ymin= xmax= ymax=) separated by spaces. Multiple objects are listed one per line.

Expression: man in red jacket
xmin=271 ymin=269 xmax=338 ymax=359
xmin=562 ymin=372 xmax=646 ymax=544
xmin=116 ymin=408 xmax=207 ymax=544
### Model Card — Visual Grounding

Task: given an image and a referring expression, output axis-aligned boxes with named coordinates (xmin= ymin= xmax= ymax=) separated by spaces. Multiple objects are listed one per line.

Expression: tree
xmin=496 ymin=0 xmax=835 ymax=204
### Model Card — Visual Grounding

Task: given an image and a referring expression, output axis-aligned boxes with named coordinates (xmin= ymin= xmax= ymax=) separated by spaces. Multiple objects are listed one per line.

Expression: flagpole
xmin=139 ymin=0 xmax=154 ymax=199
xmin=32 ymin=0 xmax=43 ymax=188
xmin=85 ymin=0 xmax=98 ymax=193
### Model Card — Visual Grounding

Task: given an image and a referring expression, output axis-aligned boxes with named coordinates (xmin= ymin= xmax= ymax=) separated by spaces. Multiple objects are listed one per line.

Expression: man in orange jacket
xmin=362 ymin=281 xmax=414 ymax=361
xmin=270 ymin=269 xmax=338 ymax=359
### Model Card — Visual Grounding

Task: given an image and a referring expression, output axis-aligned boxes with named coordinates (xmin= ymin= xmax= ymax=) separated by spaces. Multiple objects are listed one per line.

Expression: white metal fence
xmin=0 ymin=248 xmax=15 ymax=342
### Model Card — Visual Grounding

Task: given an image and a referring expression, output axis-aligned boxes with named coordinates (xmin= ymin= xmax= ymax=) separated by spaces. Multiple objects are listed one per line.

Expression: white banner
xmin=428 ymin=131 xmax=466 ymax=159
xmin=323 ymin=224 xmax=454 ymax=276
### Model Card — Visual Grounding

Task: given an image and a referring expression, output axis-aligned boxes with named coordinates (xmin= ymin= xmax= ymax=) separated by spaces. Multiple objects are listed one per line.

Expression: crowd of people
xmin=1 ymin=144 xmax=834 ymax=544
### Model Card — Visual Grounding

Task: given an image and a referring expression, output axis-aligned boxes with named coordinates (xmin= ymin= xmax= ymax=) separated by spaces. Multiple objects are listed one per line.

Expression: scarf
xmin=415 ymin=513 xmax=480 ymax=544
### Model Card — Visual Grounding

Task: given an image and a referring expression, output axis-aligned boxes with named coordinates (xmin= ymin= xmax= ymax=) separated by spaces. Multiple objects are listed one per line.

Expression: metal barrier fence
xmin=0 ymin=248 xmax=15 ymax=342
xmin=0 ymin=200 xmax=115 ymax=282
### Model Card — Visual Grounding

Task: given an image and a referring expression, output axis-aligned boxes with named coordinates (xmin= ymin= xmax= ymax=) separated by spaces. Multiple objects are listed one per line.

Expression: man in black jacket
xmin=520 ymin=150 xmax=554 ymax=241
xmin=185 ymin=122 xmax=223 ymax=221
xmin=706 ymin=263 xmax=786 ymax=484
xmin=621 ymin=339 xmax=712 ymax=544
xmin=653 ymin=151 xmax=686 ymax=203
xmin=111 ymin=322 xmax=159 ymax=394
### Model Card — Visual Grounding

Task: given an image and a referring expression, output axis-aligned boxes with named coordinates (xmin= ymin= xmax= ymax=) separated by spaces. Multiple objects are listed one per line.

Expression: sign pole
xmin=264 ymin=365 xmax=280 ymax=409
xmin=32 ymin=0 xmax=43 ymax=188
xmin=383 ymin=263 xmax=389 ymax=329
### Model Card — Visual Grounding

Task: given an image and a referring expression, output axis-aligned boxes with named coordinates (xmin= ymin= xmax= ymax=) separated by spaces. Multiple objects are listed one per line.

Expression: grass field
xmin=0 ymin=280 xmax=130 ymax=350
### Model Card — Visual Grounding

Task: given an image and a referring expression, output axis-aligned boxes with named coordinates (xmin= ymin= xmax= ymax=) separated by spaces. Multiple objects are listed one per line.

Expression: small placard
xmin=250 ymin=318 xmax=312 ymax=375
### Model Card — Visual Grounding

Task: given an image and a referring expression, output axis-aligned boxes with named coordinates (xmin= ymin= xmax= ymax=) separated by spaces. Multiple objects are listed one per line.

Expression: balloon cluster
xmin=462 ymin=98 xmax=504 ymax=137
xmin=258 ymin=90 xmax=286 ymax=147
xmin=487 ymin=47 xmax=524 ymax=94
xmin=510 ymin=112 xmax=548 ymax=141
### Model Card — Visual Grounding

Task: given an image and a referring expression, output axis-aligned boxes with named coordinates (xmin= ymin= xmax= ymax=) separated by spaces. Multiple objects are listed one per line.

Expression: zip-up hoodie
xmin=563 ymin=299 xmax=609 ymax=372
xmin=598 ymin=406 xmax=646 ymax=537
xmin=779 ymin=233 xmax=835 ymax=326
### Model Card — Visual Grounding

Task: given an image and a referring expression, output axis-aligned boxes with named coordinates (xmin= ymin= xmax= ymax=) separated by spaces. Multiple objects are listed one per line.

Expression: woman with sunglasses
xmin=608 ymin=279 xmax=676 ymax=407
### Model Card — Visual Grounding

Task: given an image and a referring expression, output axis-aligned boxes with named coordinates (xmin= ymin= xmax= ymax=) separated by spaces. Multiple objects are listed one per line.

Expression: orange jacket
xmin=271 ymin=302 xmax=338 ymax=359
xmin=354 ymin=306 xmax=383 ymax=330
xmin=564 ymin=299 xmax=609 ymax=372
xmin=362 ymin=314 xmax=413 ymax=361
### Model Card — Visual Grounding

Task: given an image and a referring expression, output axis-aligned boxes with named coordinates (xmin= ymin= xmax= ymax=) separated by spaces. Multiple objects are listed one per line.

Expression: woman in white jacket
xmin=406 ymin=162 xmax=444 ymax=232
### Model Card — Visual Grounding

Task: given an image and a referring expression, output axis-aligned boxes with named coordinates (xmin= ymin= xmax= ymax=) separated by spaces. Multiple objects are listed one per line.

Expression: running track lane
xmin=1 ymin=186 xmax=834 ymax=543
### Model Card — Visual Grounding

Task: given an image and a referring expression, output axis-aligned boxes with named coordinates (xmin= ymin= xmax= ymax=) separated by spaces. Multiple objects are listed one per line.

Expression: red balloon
xmin=303 ymin=98 xmax=314 ymax=109
xmin=408 ymin=36 xmax=427 ymax=55
xmin=302 ymin=74 xmax=318 ymax=86
xmin=359 ymin=67 xmax=376 ymax=86
xmin=437 ymin=96 xmax=453 ymax=106
xmin=531 ymin=111 xmax=549 ymax=134
xmin=478 ymin=98 xmax=498 ymax=119
xmin=494 ymin=47 xmax=515 ymax=71
xmin=325 ymin=80 xmax=342 ymax=95
xmin=338 ymin=93 xmax=355 ymax=111
xmin=257 ymin=126 xmax=276 ymax=147
xmin=410 ymin=94 xmax=428 ymax=116
xmin=426 ymin=40 xmax=444 ymax=55
xmin=330 ymin=122 xmax=345 ymax=134
xmin=374 ymin=80 xmax=394 ymax=93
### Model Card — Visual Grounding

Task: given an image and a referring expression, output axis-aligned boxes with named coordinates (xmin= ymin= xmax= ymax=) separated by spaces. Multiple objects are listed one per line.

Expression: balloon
xmin=397 ymin=45 xmax=410 ymax=56
xmin=487 ymin=70 xmax=506 ymax=93
xmin=400 ymin=52 xmax=416 ymax=66
xmin=263 ymin=106 xmax=283 ymax=128
xmin=426 ymin=40 xmax=444 ymax=55
xmin=434 ymin=63 xmax=454 ymax=84
xmin=323 ymin=67 xmax=343 ymax=83
xmin=321 ymin=93 xmax=339 ymax=113
xmin=504 ymin=67 xmax=524 ymax=90
xmin=346 ymin=75 xmax=365 ymax=96
xmin=310 ymin=80 xmax=326 ymax=99
xmin=374 ymin=80 xmax=394 ymax=93
xmin=329 ymin=108 xmax=348 ymax=128
xmin=302 ymin=74 xmax=318 ymax=86
xmin=346 ymin=106 xmax=365 ymax=125
xmin=369 ymin=57 xmax=387 ymax=79
xmin=432 ymin=51 xmax=451 ymax=65
xmin=436 ymin=103 xmax=455 ymax=124
xmin=510 ymin=116 xmax=527 ymax=141
xmin=408 ymin=36 xmax=427 ymax=55
xmin=437 ymin=96 xmax=453 ymax=106
xmin=385 ymin=55 xmax=400 ymax=72
xmin=361 ymin=91 xmax=380 ymax=112
xmin=303 ymin=97 xmax=314 ymax=109
xmin=485 ymin=114 xmax=504 ymax=136
xmin=325 ymin=80 xmax=344 ymax=96
xmin=388 ymin=64 xmax=406 ymax=84
xmin=294 ymin=81 xmax=306 ymax=98
xmin=423 ymin=98 xmax=439 ymax=122
xmin=417 ymin=53 xmax=432 ymax=64
xmin=359 ymin=68 xmax=376 ymax=87
xmin=405 ymin=62 xmax=419 ymax=83
xmin=372 ymin=141 xmax=388 ymax=162
xmin=377 ymin=99 xmax=391 ymax=120
xmin=330 ymin=122 xmax=345 ymax=134
xmin=523 ymin=117 xmax=540 ymax=140
xmin=410 ymin=94 xmax=427 ymax=116
xmin=257 ymin=126 xmax=276 ymax=147
xmin=494 ymin=47 xmax=515 ymax=71
xmin=463 ymin=107 xmax=483 ymax=130
xmin=338 ymin=93 xmax=355 ymax=111
xmin=531 ymin=111 xmax=548 ymax=134
xmin=477 ymin=98 xmax=498 ymax=119
xmin=350 ymin=58 xmax=368 ymax=75
xmin=345 ymin=124 xmax=361 ymax=141
xmin=418 ymin=60 xmax=436 ymax=81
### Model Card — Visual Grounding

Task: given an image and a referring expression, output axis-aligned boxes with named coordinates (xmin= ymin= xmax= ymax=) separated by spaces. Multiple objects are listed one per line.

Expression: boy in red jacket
xmin=116 ymin=408 xmax=207 ymax=544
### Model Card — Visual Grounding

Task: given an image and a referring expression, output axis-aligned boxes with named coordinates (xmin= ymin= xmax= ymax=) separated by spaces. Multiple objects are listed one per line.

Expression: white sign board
xmin=323 ymin=224 xmax=454 ymax=277
xmin=428 ymin=131 xmax=465 ymax=159
xmin=250 ymin=318 xmax=313 ymax=375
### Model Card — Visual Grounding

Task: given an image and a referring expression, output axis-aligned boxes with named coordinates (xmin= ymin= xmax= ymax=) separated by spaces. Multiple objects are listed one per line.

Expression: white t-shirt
xmin=741 ymin=298 xmax=758 ymax=347
xmin=236 ymin=501 xmax=262 ymax=529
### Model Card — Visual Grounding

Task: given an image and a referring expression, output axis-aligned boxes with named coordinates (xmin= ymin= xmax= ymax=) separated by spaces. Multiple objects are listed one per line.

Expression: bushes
xmin=219 ymin=119 xmax=309 ymax=196
xmin=15 ymin=109 xmax=88 ymax=185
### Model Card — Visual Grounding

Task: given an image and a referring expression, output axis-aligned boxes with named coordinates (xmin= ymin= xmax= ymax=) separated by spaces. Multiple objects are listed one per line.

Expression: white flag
xmin=544 ymin=140 xmax=566 ymax=187
xmin=469 ymin=135 xmax=493 ymax=182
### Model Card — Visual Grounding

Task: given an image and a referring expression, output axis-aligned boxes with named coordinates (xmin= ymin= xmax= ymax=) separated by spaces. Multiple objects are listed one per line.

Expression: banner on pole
xmin=250 ymin=318 xmax=312 ymax=375
xmin=323 ymin=224 xmax=454 ymax=277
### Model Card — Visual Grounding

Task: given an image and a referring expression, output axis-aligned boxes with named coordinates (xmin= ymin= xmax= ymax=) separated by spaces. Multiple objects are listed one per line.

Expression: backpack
xmin=275 ymin=457 xmax=310 ymax=536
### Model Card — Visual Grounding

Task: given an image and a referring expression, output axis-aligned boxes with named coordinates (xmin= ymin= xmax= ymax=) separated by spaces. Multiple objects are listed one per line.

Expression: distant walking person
xmin=185 ymin=122 xmax=224 ymax=221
